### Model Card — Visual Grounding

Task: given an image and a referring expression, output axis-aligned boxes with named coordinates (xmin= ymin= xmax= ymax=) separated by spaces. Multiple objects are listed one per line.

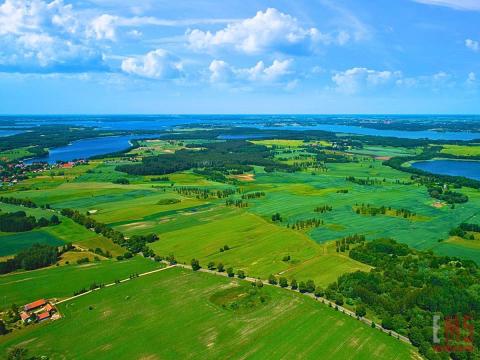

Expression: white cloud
xmin=188 ymin=8 xmax=348 ymax=55
xmin=209 ymin=58 xmax=294 ymax=84
xmin=87 ymin=14 xmax=238 ymax=42
xmin=0 ymin=0 xmax=105 ymax=72
xmin=121 ymin=49 xmax=182 ymax=80
xmin=332 ymin=67 xmax=401 ymax=94
xmin=412 ymin=0 xmax=480 ymax=11
xmin=465 ymin=39 xmax=479 ymax=52
xmin=466 ymin=72 xmax=476 ymax=87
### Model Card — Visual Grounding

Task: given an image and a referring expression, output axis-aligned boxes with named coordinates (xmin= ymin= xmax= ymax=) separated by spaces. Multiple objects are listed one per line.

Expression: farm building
xmin=24 ymin=299 xmax=47 ymax=312
xmin=21 ymin=299 xmax=58 ymax=324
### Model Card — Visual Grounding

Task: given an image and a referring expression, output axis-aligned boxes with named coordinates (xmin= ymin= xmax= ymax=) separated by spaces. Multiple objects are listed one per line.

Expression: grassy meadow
xmin=0 ymin=267 xmax=416 ymax=360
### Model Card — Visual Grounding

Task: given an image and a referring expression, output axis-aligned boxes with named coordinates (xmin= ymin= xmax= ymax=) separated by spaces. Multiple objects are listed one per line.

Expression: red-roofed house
xmin=20 ymin=312 xmax=30 ymax=323
xmin=24 ymin=299 xmax=47 ymax=312
xmin=44 ymin=303 xmax=55 ymax=313
xmin=37 ymin=312 xmax=50 ymax=321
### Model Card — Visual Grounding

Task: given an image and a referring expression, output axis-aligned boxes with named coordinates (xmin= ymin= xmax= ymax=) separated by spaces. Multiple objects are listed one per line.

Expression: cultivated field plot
xmin=0 ymin=256 xmax=162 ymax=309
xmin=0 ymin=268 xmax=416 ymax=360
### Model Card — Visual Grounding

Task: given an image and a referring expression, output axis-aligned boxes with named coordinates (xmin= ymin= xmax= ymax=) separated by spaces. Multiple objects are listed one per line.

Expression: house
xmin=37 ymin=312 xmax=51 ymax=321
xmin=20 ymin=312 xmax=30 ymax=323
xmin=44 ymin=303 xmax=55 ymax=313
xmin=24 ymin=299 xmax=47 ymax=312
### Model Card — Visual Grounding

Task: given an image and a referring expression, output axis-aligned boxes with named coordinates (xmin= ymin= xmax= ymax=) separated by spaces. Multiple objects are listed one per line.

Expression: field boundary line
xmin=54 ymin=264 xmax=175 ymax=305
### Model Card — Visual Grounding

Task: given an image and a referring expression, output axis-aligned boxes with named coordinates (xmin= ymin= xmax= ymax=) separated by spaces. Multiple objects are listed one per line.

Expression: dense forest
xmin=325 ymin=238 xmax=479 ymax=360
xmin=116 ymin=141 xmax=296 ymax=176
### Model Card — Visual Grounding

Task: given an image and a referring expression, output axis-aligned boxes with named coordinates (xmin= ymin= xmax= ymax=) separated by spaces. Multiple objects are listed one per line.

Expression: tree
xmin=37 ymin=217 xmax=50 ymax=228
xmin=124 ymin=252 xmax=133 ymax=259
xmin=217 ymin=263 xmax=225 ymax=272
xmin=291 ymin=279 xmax=298 ymax=290
xmin=50 ymin=214 xmax=60 ymax=225
xmin=7 ymin=347 xmax=28 ymax=360
xmin=355 ymin=305 xmax=366 ymax=318
xmin=268 ymin=274 xmax=278 ymax=285
xmin=335 ymin=294 xmax=344 ymax=306
xmin=255 ymin=280 xmax=264 ymax=288
xmin=279 ymin=277 xmax=288 ymax=288
xmin=223 ymin=245 xmax=230 ymax=251
xmin=371 ymin=321 xmax=376 ymax=328
xmin=227 ymin=267 xmax=234 ymax=277
xmin=306 ymin=279 xmax=316 ymax=293
xmin=166 ymin=254 xmax=177 ymax=265
xmin=314 ymin=287 xmax=324 ymax=298
xmin=191 ymin=258 xmax=201 ymax=271
xmin=237 ymin=270 xmax=246 ymax=279
xmin=207 ymin=261 xmax=215 ymax=270
xmin=298 ymin=281 xmax=307 ymax=293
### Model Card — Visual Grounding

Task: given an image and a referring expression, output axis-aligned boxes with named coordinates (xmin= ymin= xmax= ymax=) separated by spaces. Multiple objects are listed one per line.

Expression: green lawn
xmin=0 ymin=268 xmax=416 ymax=360
xmin=0 ymin=256 xmax=161 ymax=309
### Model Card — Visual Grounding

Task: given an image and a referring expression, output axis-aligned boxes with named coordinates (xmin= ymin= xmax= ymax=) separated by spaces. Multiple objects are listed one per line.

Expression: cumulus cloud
xmin=332 ymin=67 xmax=401 ymax=94
xmin=121 ymin=49 xmax=182 ymax=79
xmin=465 ymin=39 xmax=479 ymax=52
xmin=0 ymin=0 xmax=106 ymax=72
xmin=188 ymin=8 xmax=349 ymax=55
xmin=466 ymin=71 xmax=476 ymax=86
xmin=412 ymin=0 xmax=480 ymax=11
xmin=209 ymin=58 xmax=294 ymax=84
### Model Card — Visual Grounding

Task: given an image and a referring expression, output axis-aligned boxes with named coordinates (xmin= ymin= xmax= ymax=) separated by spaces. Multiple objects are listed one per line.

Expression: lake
xmin=411 ymin=160 xmax=480 ymax=181
xmin=4 ymin=115 xmax=480 ymax=141
xmin=0 ymin=130 xmax=23 ymax=137
xmin=24 ymin=135 xmax=153 ymax=164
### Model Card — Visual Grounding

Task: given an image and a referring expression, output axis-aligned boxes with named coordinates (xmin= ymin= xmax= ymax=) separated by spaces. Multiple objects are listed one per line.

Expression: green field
xmin=0 ymin=267 xmax=416 ymax=360
xmin=0 ymin=231 xmax=63 ymax=256
xmin=149 ymin=208 xmax=370 ymax=286
xmin=440 ymin=144 xmax=480 ymax=157
xmin=0 ymin=256 xmax=162 ymax=309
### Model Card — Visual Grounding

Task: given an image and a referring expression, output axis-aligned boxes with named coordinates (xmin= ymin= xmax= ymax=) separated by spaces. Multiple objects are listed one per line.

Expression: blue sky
xmin=0 ymin=0 xmax=479 ymax=114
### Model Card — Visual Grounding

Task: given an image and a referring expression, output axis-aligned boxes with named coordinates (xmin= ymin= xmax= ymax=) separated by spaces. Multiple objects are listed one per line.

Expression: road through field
xmin=53 ymin=260 xmax=411 ymax=345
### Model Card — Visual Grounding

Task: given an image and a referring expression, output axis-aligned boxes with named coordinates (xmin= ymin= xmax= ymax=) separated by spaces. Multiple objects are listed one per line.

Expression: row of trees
xmin=0 ymin=196 xmax=37 ymax=208
xmin=60 ymin=208 xmax=158 ymax=255
xmin=354 ymin=204 xmax=416 ymax=219
xmin=0 ymin=211 xmax=59 ymax=232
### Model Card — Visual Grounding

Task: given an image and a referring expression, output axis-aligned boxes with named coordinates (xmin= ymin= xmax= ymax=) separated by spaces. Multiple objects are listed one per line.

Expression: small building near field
xmin=37 ymin=312 xmax=51 ymax=321
xmin=21 ymin=299 xmax=59 ymax=324
xmin=24 ymin=299 xmax=47 ymax=312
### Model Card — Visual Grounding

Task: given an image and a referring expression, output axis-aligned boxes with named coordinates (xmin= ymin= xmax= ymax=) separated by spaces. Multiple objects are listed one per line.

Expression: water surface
xmin=411 ymin=160 xmax=480 ymax=181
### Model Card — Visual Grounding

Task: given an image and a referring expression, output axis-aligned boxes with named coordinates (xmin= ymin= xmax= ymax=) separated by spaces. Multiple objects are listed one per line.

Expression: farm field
xmin=150 ymin=209 xmax=371 ymax=286
xmin=0 ymin=256 xmax=162 ymax=309
xmin=440 ymin=144 xmax=480 ymax=157
xmin=0 ymin=267 xmax=416 ymax=360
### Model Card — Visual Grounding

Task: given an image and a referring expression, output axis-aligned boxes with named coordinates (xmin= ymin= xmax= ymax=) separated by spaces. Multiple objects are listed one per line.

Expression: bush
xmin=279 ymin=277 xmax=288 ymax=288
xmin=217 ymin=263 xmax=225 ymax=272
xmin=191 ymin=258 xmax=201 ymax=271
xmin=237 ymin=270 xmax=246 ymax=279
xmin=268 ymin=274 xmax=278 ymax=285
xmin=227 ymin=267 xmax=234 ymax=277
xmin=290 ymin=279 xmax=298 ymax=290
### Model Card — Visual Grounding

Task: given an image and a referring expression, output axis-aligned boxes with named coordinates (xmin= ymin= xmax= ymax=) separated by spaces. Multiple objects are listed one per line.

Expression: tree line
xmin=0 ymin=243 xmax=59 ymax=274
xmin=0 ymin=211 xmax=60 ymax=232
xmin=328 ymin=238 xmax=480 ymax=360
